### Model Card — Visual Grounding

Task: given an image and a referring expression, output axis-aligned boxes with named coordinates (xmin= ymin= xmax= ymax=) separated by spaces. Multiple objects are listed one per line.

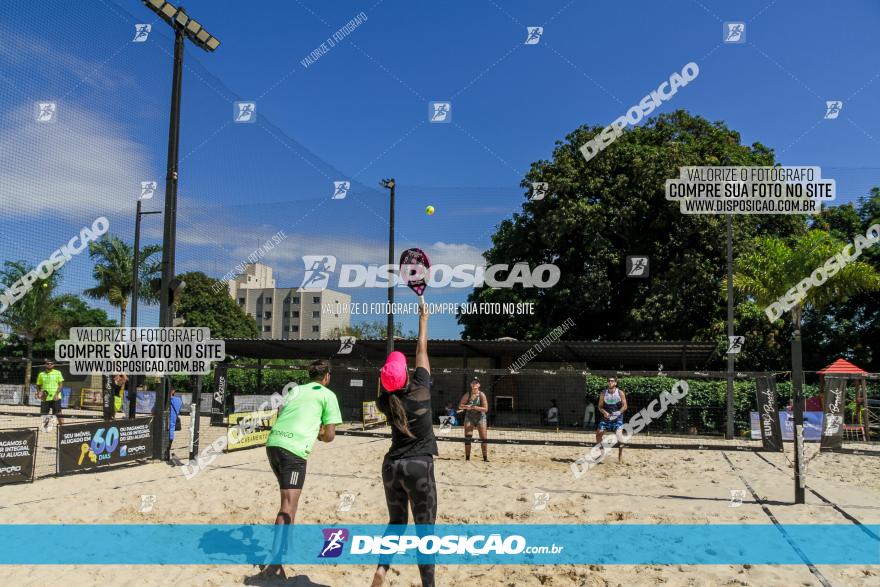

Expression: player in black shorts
xmin=372 ymin=303 xmax=437 ymax=587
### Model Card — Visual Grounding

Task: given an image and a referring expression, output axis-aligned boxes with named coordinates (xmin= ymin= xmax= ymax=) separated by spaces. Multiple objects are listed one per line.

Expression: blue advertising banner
xmin=751 ymin=411 xmax=823 ymax=441
xmin=122 ymin=390 xmax=156 ymax=414
xmin=0 ymin=524 xmax=877 ymax=565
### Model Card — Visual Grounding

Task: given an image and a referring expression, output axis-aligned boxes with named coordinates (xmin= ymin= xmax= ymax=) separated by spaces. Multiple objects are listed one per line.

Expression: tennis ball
xmin=425 ymin=205 xmax=435 ymax=216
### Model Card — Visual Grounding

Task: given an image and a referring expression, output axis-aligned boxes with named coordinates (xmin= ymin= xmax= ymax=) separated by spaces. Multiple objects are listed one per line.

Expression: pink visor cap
xmin=380 ymin=351 xmax=408 ymax=392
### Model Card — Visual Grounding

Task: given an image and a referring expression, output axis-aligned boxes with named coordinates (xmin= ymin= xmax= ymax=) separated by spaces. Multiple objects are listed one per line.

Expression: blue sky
xmin=1 ymin=0 xmax=879 ymax=338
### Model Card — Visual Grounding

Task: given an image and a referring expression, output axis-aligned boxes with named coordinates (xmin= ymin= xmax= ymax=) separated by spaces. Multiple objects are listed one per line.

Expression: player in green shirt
xmin=259 ymin=358 xmax=342 ymax=579
xmin=36 ymin=361 xmax=65 ymax=429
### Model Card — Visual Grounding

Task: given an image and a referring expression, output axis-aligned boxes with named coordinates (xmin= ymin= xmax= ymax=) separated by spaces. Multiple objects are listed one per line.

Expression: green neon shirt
xmin=36 ymin=370 xmax=64 ymax=401
xmin=266 ymin=382 xmax=342 ymax=460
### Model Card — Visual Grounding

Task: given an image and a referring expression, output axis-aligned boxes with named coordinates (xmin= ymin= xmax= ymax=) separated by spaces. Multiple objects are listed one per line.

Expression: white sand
xmin=1 ymin=427 xmax=878 ymax=586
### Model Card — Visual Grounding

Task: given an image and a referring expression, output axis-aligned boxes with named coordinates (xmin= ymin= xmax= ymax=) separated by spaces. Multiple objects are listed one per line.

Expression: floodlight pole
xmin=791 ymin=323 xmax=806 ymax=504
xmin=725 ymin=215 xmax=735 ymax=440
xmin=154 ymin=25 xmax=185 ymax=459
xmin=382 ymin=179 xmax=396 ymax=356
xmin=129 ymin=200 xmax=160 ymax=419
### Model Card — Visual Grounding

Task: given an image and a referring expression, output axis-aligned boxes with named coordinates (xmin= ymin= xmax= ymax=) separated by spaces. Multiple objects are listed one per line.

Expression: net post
xmin=190 ymin=374 xmax=202 ymax=460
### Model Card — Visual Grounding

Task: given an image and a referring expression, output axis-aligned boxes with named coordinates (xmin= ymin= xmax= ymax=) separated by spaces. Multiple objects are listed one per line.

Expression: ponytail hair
xmin=377 ymin=390 xmax=414 ymax=438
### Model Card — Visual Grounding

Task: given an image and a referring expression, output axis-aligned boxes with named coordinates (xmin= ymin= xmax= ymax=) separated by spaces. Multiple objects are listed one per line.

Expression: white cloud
xmin=0 ymin=102 xmax=154 ymax=219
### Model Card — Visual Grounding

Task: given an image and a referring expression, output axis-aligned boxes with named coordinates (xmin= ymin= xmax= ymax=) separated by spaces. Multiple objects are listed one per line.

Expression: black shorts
xmin=40 ymin=400 xmax=62 ymax=415
xmin=266 ymin=446 xmax=307 ymax=489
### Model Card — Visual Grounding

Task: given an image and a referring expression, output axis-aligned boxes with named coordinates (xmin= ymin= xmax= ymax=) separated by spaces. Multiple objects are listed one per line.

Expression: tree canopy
xmin=174 ymin=271 xmax=258 ymax=339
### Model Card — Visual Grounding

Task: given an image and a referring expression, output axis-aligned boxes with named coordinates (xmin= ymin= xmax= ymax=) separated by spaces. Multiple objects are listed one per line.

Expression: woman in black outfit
xmin=371 ymin=304 xmax=437 ymax=587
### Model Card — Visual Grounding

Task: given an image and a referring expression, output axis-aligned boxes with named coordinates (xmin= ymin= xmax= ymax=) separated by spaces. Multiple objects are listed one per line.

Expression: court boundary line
xmin=751 ymin=451 xmax=880 ymax=542
xmin=721 ymin=451 xmax=832 ymax=587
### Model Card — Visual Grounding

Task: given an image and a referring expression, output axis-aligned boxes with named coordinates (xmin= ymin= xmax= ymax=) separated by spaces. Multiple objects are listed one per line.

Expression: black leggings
xmin=379 ymin=455 xmax=437 ymax=587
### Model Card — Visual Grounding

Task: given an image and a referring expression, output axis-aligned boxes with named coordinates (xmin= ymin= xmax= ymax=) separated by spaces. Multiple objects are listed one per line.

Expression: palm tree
xmin=0 ymin=261 xmax=64 ymax=395
xmin=731 ymin=228 xmax=880 ymax=502
xmin=84 ymin=235 xmax=161 ymax=326
xmin=732 ymin=230 xmax=880 ymax=334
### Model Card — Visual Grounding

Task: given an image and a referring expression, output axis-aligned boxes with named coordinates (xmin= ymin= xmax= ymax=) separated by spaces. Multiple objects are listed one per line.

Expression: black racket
xmin=399 ymin=247 xmax=430 ymax=305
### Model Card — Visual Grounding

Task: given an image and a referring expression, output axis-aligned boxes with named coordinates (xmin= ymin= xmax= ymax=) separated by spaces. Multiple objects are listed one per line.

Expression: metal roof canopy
xmin=222 ymin=339 xmax=718 ymax=369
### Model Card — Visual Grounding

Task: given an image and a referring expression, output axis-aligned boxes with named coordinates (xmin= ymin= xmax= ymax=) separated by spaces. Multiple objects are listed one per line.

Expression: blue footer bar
xmin=0 ymin=524 xmax=877 ymax=565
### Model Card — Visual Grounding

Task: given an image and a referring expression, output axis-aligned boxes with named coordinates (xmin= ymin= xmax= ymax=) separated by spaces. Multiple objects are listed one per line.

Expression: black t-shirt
xmin=386 ymin=366 xmax=438 ymax=460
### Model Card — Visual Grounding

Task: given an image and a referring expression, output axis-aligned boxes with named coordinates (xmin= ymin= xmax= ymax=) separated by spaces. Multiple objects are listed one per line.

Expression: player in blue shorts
xmin=597 ymin=376 xmax=628 ymax=462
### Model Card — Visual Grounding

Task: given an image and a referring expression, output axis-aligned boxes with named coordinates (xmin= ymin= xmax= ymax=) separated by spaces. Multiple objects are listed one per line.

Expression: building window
xmin=263 ymin=326 xmax=271 ymax=332
xmin=312 ymin=311 xmax=319 ymax=319
xmin=292 ymin=296 xmax=300 ymax=304
xmin=293 ymin=311 xmax=300 ymax=318
xmin=265 ymin=297 xmax=272 ymax=304
xmin=264 ymin=311 xmax=271 ymax=319
xmin=238 ymin=298 xmax=245 ymax=305
xmin=312 ymin=296 xmax=320 ymax=304
xmin=312 ymin=325 xmax=319 ymax=333
xmin=291 ymin=325 xmax=299 ymax=332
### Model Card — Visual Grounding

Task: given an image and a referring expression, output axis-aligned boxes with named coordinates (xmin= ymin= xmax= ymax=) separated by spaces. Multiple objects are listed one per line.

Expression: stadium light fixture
xmin=141 ymin=1 xmax=221 ymax=52
xmin=139 ymin=0 xmax=219 ymax=460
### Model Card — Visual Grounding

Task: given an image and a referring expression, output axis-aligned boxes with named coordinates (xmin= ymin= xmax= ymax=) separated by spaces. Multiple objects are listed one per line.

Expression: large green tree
xmin=84 ymin=234 xmax=161 ymax=326
xmin=0 ymin=261 xmax=64 ymax=389
xmin=458 ymin=110 xmax=804 ymax=348
xmin=174 ymin=271 xmax=258 ymax=338
xmin=801 ymin=189 xmax=880 ymax=370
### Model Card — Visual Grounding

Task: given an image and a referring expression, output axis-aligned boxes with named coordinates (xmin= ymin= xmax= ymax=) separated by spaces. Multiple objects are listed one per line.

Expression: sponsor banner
xmin=0 ymin=384 xmax=23 ymax=405
xmin=102 ymin=375 xmax=114 ymax=419
xmin=226 ymin=410 xmax=277 ymax=451
xmin=211 ymin=364 xmax=229 ymax=425
xmin=0 ymin=524 xmax=877 ymax=565
xmin=751 ymin=411 xmax=823 ymax=441
xmin=80 ymin=388 xmax=103 ymax=411
xmin=234 ymin=395 xmax=274 ymax=412
xmin=0 ymin=429 xmax=37 ymax=485
xmin=821 ymin=377 xmax=847 ymax=450
xmin=121 ymin=389 xmax=157 ymax=414
xmin=57 ymin=418 xmax=153 ymax=473
xmin=754 ymin=376 xmax=783 ymax=451
xmin=362 ymin=401 xmax=387 ymax=427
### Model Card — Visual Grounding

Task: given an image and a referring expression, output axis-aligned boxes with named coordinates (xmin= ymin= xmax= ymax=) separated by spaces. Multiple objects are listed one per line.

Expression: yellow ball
xmin=425 ymin=205 xmax=435 ymax=216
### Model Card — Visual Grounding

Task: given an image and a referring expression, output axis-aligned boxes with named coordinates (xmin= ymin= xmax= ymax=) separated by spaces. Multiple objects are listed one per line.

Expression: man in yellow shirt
xmin=36 ymin=361 xmax=65 ymax=429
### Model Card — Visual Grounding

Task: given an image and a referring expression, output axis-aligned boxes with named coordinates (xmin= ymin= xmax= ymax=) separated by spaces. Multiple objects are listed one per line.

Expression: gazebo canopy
xmin=817 ymin=358 xmax=868 ymax=377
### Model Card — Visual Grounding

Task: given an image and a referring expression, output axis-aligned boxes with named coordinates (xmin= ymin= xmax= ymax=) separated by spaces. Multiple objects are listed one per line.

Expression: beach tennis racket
xmin=399 ymin=247 xmax=430 ymax=305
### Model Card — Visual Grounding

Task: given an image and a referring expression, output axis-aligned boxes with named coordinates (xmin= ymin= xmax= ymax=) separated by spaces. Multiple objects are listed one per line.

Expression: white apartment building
xmin=227 ymin=263 xmax=351 ymax=339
